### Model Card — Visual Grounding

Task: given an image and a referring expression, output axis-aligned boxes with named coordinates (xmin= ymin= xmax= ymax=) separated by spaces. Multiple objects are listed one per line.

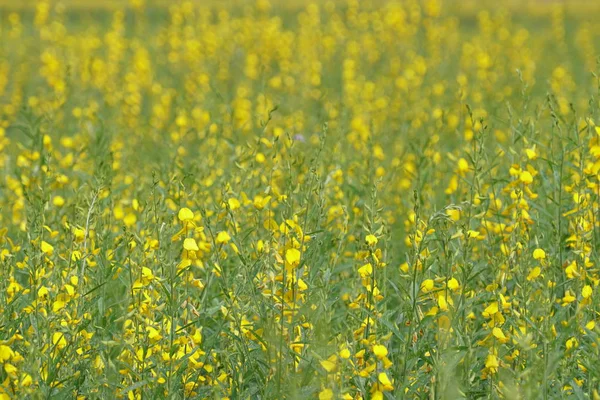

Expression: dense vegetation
xmin=1 ymin=1 xmax=600 ymax=398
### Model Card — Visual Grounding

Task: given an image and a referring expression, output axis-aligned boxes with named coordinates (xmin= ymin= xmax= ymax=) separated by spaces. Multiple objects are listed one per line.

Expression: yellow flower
xmin=371 ymin=391 xmax=383 ymax=400
xmin=253 ymin=195 xmax=272 ymax=210
xmin=585 ymin=320 xmax=595 ymax=331
xmin=4 ymin=363 xmax=17 ymax=377
xmin=492 ymin=327 xmax=508 ymax=343
xmin=0 ymin=345 xmax=14 ymax=362
xmin=216 ymin=231 xmax=231 ymax=244
xmin=358 ymin=263 xmax=373 ymax=278
xmin=420 ymin=279 xmax=434 ymax=292
xmin=445 ymin=175 xmax=458 ymax=194
xmin=526 ymin=266 xmax=541 ymax=281
xmin=318 ymin=388 xmax=333 ymax=400
xmin=485 ymin=353 xmax=499 ymax=373
xmin=365 ymin=234 xmax=378 ymax=246
xmin=562 ymin=291 xmax=576 ymax=306
xmin=457 ymin=158 xmax=469 ymax=175
xmin=52 ymin=332 xmax=67 ymax=350
xmin=53 ymin=196 xmax=65 ymax=207
xmin=525 ymin=146 xmax=538 ymax=160
xmin=467 ymin=230 xmax=480 ymax=239
xmin=533 ymin=248 xmax=546 ymax=260
xmin=447 ymin=208 xmax=461 ymax=221
xmin=519 ymin=171 xmax=533 ymax=184
xmin=73 ymin=227 xmax=85 ymax=242
xmin=285 ymin=248 xmax=301 ymax=265
xmin=146 ymin=326 xmax=162 ymax=341
xmin=437 ymin=293 xmax=449 ymax=311
xmin=483 ymin=302 xmax=499 ymax=318
xmin=52 ymin=299 xmax=66 ymax=312
xmin=21 ymin=373 xmax=33 ymax=387
xmin=339 ymin=348 xmax=350 ymax=359
xmin=184 ymin=238 xmax=200 ymax=251
xmin=378 ymin=372 xmax=393 ymax=390
xmin=372 ymin=344 xmax=388 ymax=359
xmin=178 ymin=207 xmax=194 ymax=222
xmin=38 ymin=286 xmax=49 ymax=299
xmin=124 ymin=213 xmax=137 ymax=227
xmin=141 ymin=267 xmax=155 ymax=284
xmin=41 ymin=240 xmax=54 ymax=255
xmin=447 ymin=277 xmax=460 ymax=291
xmin=582 ymin=285 xmax=593 ymax=299
xmin=227 ymin=198 xmax=240 ymax=210
xmin=320 ymin=355 xmax=337 ymax=373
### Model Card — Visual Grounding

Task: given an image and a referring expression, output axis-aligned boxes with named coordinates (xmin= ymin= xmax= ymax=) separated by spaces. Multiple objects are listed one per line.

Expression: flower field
xmin=1 ymin=0 xmax=600 ymax=398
